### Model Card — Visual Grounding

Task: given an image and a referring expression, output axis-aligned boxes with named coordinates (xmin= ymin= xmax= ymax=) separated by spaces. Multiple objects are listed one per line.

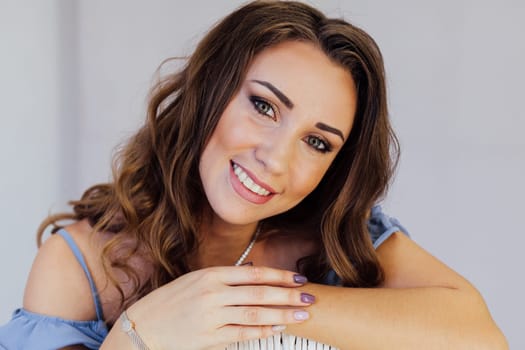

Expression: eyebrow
xmin=251 ymin=80 xmax=294 ymax=109
xmin=250 ymin=79 xmax=345 ymax=142
xmin=316 ymin=122 xmax=345 ymax=142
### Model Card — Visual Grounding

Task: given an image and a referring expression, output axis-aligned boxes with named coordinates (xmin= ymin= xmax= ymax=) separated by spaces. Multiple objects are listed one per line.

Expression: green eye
xmin=306 ymin=136 xmax=330 ymax=153
xmin=250 ymin=96 xmax=276 ymax=120
xmin=255 ymin=100 xmax=271 ymax=114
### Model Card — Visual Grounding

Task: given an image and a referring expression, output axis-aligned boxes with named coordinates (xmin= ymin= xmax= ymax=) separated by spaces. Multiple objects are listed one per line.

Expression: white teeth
xmin=232 ymin=163 xmax=271 ymax=196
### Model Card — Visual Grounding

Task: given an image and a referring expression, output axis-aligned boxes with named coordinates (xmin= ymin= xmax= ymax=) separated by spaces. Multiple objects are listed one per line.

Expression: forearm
xmin=100 ymin=312 xmax=155 ymax=350
xmin=287 ymin=283 xmax=507 ymax=350
xmin=99 ymin=320 xmax=133 ymax=350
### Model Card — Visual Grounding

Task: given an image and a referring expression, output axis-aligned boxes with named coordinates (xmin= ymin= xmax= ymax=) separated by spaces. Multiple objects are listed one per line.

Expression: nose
xmin=254 ymin=128 xmax=295 ymax=175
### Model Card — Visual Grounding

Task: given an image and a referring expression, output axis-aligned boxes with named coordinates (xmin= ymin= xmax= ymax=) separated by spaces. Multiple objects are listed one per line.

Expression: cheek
xmin=290 ymin=162 xmax=330 ymax=198
xmin=211 ymin=106 xmax=253 ymax=150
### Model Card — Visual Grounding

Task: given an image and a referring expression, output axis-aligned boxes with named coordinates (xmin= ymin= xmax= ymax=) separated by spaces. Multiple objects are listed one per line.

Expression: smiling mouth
xmin=232 ymin=163 xmax=272 ymax=196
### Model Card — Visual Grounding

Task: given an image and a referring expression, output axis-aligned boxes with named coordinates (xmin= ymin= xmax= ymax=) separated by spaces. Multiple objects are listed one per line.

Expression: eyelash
xmin=306 ymin=135 xmax=332 ymax=153
xmin=250 ymin=96 xmax=277 ymax=120
xmin=249 ymin=95 xmax=333 ymax=154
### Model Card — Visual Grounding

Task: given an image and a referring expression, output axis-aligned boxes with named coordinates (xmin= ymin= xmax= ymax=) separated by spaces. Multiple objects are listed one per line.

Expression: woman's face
xmin=199 ymin=41 xmax=357 ymax=226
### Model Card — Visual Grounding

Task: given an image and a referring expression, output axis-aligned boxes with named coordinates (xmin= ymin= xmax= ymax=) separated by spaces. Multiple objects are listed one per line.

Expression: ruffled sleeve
xmin=367 ymin=205 xmax=409 ymax=248
xmin=0 ymin=308 xmax=108 ymax=350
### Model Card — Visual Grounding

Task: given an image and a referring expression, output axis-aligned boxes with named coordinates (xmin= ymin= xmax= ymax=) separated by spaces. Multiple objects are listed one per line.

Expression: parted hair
xmin=38 ymin=0 xmax=399 ymax=315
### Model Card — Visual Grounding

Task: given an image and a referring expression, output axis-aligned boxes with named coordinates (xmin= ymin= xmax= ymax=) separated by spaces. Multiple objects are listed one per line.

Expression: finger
xmin=213 ymin=266 xmax=308 ymax=286
xmin=217 ymin=324 xmax=288 ymax=345
xmin=223 ymin=306 xmax=310 ymax=326
xmin=224 ymin=285 xmax=315 ymax=306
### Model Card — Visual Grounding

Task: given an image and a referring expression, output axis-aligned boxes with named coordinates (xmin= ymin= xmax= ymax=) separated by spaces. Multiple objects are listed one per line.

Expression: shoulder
xmin=367 ymin=206 xmax=472 ymax=289
xmin=376 ymin=229 xmax=475 ymax=290
xmin=23 ymin=220 xmax=149 ymax=323
xmin=23 ymin=220 xmax=98 ymax=320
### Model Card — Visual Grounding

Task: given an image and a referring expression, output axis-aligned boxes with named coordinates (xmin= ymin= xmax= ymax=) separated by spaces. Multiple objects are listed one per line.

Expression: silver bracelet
xmin=120 ymin=310 xmax=151 ymax=350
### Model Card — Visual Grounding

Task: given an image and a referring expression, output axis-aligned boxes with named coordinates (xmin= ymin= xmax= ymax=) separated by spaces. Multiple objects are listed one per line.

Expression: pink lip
xmin=229 ymin=161 xmax=276 ymax=204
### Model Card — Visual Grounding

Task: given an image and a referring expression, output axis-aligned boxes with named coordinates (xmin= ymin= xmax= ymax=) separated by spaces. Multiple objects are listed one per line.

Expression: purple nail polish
xmin=294 ymin=311 xmax=309 ymax=321
xmin=293 ymin=274 xmax=308 ymax=284
xmin=300 ymin=292 xmax=315 ymax=304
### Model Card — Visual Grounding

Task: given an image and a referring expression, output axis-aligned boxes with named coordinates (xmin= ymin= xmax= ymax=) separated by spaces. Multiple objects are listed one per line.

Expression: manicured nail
xmin=294 ymin=311 xmax=310 ymax=321
xmin=300 ymin=292 xmax=315 ymax=304
xmin=293 ymin=274 xmax=308 ymax=284
xmin=272 ymin=325 xmax=286 ymax=332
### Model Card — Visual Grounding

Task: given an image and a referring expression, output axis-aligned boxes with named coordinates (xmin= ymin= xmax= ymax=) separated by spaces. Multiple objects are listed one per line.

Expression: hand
xmin=126 ymin=266 xmax=314 ymax=350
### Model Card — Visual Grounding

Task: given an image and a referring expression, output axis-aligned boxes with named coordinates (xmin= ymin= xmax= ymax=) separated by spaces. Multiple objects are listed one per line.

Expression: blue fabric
xmin=0 ymin=206 xmax=407 ymax=349
xmin=368 ymin=205 xmax=410 ymax=248
xmin=0 ymin=309 xmax=107 ymax=350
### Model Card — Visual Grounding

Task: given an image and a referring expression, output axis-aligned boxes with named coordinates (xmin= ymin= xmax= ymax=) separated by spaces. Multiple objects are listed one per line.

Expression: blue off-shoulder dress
xmin=0 ymin=206 xmax=409 ymax=349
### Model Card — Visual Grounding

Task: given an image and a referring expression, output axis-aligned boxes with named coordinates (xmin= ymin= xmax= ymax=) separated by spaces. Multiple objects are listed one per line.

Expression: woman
xmin=0 ymin=1 xmax=507 ymax=349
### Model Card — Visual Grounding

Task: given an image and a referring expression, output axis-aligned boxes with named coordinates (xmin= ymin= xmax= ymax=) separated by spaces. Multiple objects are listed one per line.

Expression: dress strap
xmin=56 ymin=229 xmax=104 ymax=321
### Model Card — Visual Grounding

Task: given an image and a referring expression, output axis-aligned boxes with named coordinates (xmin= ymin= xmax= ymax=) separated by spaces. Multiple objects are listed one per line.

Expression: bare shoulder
xmin=23 ymin=220 xmax=102 ymax=320
xmin=376 ymin=231 xmax=475 ymax=291
xmin=23 ymin=220 xmax=150 ymax=323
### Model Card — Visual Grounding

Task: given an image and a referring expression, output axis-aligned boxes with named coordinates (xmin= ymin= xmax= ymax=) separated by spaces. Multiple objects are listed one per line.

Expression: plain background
xmin=1 ymin=0 xmax=523 ymax=348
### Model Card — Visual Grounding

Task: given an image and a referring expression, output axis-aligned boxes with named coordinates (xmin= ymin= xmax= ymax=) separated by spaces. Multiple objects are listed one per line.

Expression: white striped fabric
xmin=225 ymin=334 xmax=338 ymax=350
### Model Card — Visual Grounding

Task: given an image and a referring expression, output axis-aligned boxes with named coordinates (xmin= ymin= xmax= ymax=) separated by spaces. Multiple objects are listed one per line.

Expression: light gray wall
xmin=1 ymin=0 xmax=62 ymax=324
xmin=1 ymin=0 xmax=523 ymax=348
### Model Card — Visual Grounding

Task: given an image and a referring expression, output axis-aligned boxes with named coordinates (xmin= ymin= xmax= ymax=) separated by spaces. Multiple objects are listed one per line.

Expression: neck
xmin=194 ymin=216 xmax=259 ymax=268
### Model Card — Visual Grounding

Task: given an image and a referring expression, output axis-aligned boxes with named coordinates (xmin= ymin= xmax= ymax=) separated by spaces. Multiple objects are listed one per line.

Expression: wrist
xmin=120 ymin=310 xmax=151 ymax=350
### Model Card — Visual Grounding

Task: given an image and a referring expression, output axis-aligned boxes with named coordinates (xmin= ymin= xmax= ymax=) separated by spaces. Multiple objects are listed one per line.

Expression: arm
xmin=286 ymin=232 xmax=508 ymax=349
xmin=24 ymin=223 xmax=315 ymax=349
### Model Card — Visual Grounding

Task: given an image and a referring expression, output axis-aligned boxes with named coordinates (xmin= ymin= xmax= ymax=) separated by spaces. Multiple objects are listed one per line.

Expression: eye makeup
xmin=246 ymin=81 xmax=339 ymax=154
xmin=249 ymin=95 xmax=277 ymax=120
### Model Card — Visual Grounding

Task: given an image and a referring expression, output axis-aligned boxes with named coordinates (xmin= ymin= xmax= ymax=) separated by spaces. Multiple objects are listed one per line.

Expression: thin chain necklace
xmin=234 ymin=225 xmax=260 ymax=266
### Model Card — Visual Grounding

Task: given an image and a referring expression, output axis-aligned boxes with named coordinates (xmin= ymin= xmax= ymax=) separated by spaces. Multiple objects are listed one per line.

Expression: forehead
xmin=245 ymin=41 xmax=357 ymax=137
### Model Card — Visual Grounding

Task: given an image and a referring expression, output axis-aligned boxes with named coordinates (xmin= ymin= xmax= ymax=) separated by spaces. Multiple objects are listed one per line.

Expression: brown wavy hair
xmin=38 ymin=0 xmax=399 ymax=316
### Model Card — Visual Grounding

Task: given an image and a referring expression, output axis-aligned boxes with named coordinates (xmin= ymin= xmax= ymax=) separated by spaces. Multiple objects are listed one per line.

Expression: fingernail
xmin=293 ymin=274 xmax=308 ymax=284
xmin=294 ymin=311 xmax=309 ymax=321
xmin=272 ymin=325 xmax=286 ymax=332
xmin=300 ymin=292 xmax=315 ymax=304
